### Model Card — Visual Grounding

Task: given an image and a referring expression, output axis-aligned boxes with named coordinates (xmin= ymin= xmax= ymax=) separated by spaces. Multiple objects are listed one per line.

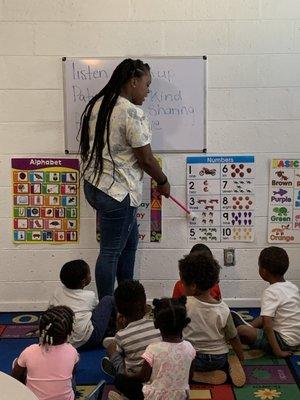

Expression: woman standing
xmin=80 ymin=59 xmax=170 ymax=299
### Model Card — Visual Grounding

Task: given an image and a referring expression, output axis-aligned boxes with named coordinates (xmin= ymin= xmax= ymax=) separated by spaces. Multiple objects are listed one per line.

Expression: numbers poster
xmin=268 ymin=159 xmax=300 ymax=244
xmin=12 ymin=158 xmax=80 ymax=244
xmin=187 ymin=155 xmax=255 ymax=242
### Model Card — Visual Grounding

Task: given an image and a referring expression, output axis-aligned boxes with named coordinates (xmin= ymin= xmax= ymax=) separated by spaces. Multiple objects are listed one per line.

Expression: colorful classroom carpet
xmin=233 ymin=353 xmax=300 ymax=400
xmin=0 ymin=309 xmax=299 ymax=400
xmin=101 ymin=383 xmax=235 ymax=400
xmin=76 ymin=385 xmax=102 ymax=399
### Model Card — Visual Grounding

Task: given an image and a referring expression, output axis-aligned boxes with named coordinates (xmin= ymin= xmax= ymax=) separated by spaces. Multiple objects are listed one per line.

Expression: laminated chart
xmin=137 ymin=174 xmax=162 ymax=243
xmin=187 ymin=156 xmax=255 ymax=243
xmin=268 ymin=159 xmax=300 ymax=243
xmin=12 ymin=158 xmax=79 ymax=244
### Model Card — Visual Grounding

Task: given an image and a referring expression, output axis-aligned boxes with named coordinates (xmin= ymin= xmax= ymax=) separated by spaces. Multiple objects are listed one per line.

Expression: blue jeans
xmin=252 ymin=329 xmax=299 ymax=354
xmin=195 ymin=352 xmax=227 ymax=371
xmin=84 ymin=181 xmax=139 ymax=298
xmin=78 ymin=295 xmax=116 ymax=350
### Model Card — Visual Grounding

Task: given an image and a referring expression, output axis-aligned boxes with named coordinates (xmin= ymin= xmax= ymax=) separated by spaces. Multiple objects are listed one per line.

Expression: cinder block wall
xmin=1 ymin=0 xmax=300 ymax=310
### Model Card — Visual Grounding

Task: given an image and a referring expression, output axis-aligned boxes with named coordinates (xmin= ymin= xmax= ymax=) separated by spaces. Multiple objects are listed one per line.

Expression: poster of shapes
xmin=96 ymin=161 xmax=162 ymax=244
xmin=187 ymin=155 xmax=255 ymax=243
xmin=12 ymin=158 xmax=80 ymax=244
xmin=268 ymin=159 xmax=300 ymax=244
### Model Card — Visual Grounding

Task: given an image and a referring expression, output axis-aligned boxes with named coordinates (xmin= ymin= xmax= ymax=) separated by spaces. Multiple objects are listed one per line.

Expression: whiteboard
xmin=62 ymin=57 xmax=207 ymax=153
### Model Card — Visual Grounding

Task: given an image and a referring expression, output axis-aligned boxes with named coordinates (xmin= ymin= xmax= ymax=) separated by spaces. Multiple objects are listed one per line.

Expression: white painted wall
xmin=1 ymin=0 xmax=300 ymax=310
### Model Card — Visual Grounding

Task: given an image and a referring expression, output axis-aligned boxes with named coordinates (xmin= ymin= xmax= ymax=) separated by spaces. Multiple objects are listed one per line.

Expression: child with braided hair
xmin=12 ymin=305 xmax=79 ymax=400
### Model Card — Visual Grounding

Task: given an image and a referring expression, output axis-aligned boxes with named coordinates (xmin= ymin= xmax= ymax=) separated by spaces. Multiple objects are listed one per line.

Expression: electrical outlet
xmin=224 ymin=248 xmax=235 ymax=266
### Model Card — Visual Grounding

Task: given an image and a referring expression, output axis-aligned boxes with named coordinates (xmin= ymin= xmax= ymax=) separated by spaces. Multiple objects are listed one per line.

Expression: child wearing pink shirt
xmin=12 ymin=306 xmax=79 ymax=400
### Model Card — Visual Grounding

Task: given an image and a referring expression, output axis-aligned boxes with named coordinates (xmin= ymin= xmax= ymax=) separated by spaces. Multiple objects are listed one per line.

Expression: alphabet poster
xmin=268 ymin=159 xmax=300 ymax=243
xmin=12 ymin=158 xmax=80 ymax=244
xmin=187 ymin=155 xmax=255 ymax=242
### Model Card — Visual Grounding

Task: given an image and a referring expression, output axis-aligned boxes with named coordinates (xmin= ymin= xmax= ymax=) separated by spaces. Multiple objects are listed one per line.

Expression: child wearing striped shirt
xmin=102 ymin=280 xmax=161 ymax=382
xmin=109 ymin=297 xmax=195 ymax=400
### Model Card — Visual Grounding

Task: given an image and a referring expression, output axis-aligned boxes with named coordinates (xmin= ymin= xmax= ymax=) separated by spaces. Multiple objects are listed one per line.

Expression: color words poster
xmin=268 ymin=159 xmax=300 ymax=244
xmin=187 ymin=155 xmax=255 ymax=243
xmin=12 ymin=158 xmax=80 ymax=244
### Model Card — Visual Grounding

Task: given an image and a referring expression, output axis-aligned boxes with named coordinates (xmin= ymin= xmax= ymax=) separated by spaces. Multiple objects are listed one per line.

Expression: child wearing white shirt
xmin=180 ymin=253 xmax=245 ymax=387
xmin=49 ymin=259 xmax=116 ymax=349
xmin=233 ymin=247 xmax=300 ymax=358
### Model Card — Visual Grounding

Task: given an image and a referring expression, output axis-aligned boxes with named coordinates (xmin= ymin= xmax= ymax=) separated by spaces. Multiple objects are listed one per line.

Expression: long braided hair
xmin=79 ymin=58 xmax=150 ymax=185
xmin=152 ymin=297 xmax=191 ymax=337
xmin=39 ymin=306 xmax=74 ymax=346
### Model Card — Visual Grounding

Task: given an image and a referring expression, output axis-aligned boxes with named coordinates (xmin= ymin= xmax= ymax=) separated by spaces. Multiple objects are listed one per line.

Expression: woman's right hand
xmin=133 ymin=145 xmax=170 ymax=198
xmin=157 ymin=181 xmax=170 ymax=198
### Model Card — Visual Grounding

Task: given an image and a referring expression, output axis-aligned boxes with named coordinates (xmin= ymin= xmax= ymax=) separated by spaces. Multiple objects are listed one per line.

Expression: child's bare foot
xmin=103 ymin=336 xmax=115 ymax=349
xmin=275 ymin=350 xmax=293 ymax=358
xmin=108 ymin=391 xmax=128 ymax=400
xmin=193 ymin=370 xmax=227 ymax=385
xmin=228 ymin=354 xmax=246 ymax=387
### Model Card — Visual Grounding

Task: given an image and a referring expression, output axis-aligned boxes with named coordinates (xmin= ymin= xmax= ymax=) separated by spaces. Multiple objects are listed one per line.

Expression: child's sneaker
xmin=231 ymin=311 xmax=252 ymax=327
xmin=101 ymin=356 xmax=116 ymax=377
xmin=193 ymin=370 xmax=227 ymax=385
xmin=228 ymin=354 xmax=246 ymax=387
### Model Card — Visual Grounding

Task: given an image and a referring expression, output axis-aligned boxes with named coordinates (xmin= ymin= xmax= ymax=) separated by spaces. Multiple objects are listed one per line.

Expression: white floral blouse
xmin=84 ymin=96 xmax=152 ymax=207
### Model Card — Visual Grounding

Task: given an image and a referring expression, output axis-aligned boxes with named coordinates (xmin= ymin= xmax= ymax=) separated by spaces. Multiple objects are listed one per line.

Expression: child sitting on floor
xmin=108 ymin=297 xmax=196 ymax=400
xmin=172 ymin=243 xmax=221 ymax=301
xmin=180 ymin=253 xmax=246 ymax=387
xmin=102 ymin=280 xmax=161 ymax=379
xmin=12 ymin=306 xmax=79 ymax=400
xmin=232 ymin=246 xmax=300 ymax=357
xmin=49 ymin=259 xmax=116 ymax=349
